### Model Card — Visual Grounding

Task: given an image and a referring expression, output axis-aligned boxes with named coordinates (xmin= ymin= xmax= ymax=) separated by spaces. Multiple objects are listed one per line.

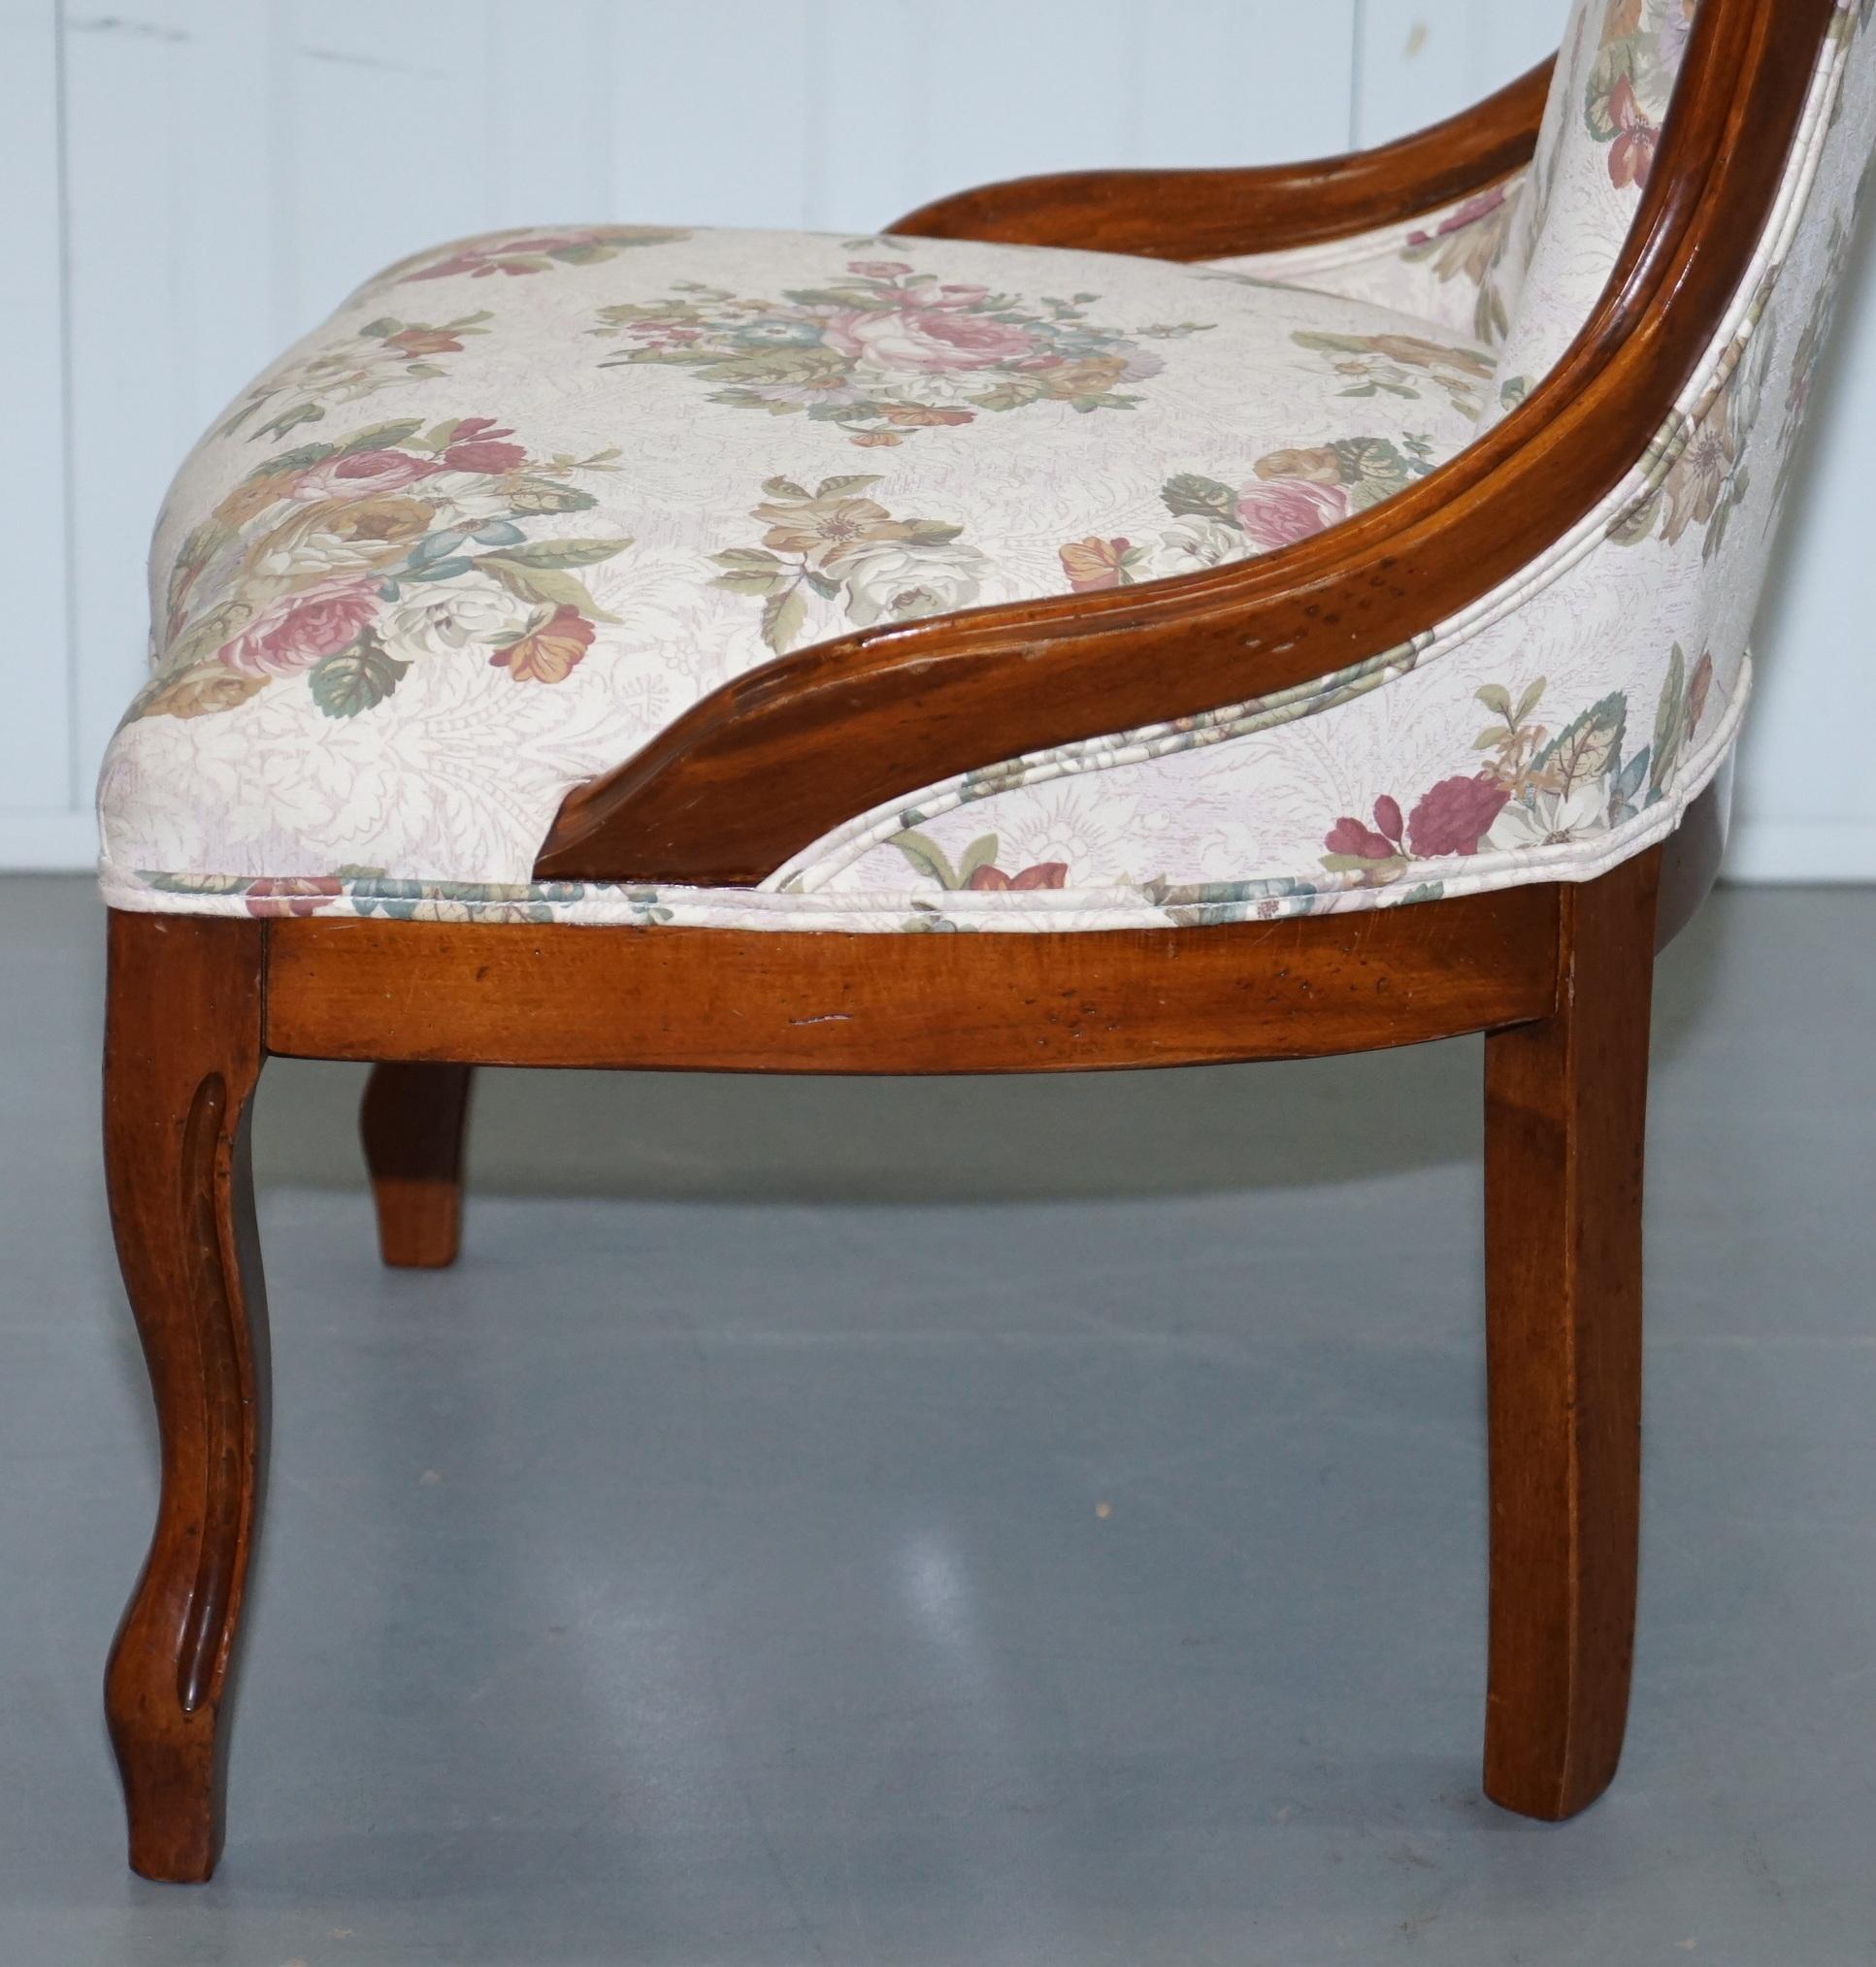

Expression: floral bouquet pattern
xmin=1321 ymin=646 xmax=1713 ymax=885
xmin=589 ymin=257 xmax=1203 ymax=445
xmin=710 ymin=475 xmax=991 ymax=652
xmin=1586 ymin=0 xmax=1696 ymax=188
xmin=129 ymin=415 xmax=631 ymax=726
xmin=370 ymin=224 xmax=694 ymax=287
xmin=216 ymin=311 xmax=494 ymax=445
xmin=1059 ymin=435 xmax=1438 ymax=589
xmin=1292 ymin=327 xmax=1498 ymax=419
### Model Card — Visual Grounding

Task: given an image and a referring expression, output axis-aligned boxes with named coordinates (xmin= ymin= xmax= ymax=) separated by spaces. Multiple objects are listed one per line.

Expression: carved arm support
xmin=888 ymin=60 xmax=1553 ymax=262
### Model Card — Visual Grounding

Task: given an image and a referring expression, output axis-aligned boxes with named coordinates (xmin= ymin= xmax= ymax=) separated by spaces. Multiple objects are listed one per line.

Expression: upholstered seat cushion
xmin=98 ymin=225 xmax=1498 ymax=911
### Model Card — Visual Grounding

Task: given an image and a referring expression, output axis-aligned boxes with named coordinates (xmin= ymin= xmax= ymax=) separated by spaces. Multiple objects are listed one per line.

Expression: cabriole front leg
xmin=103 ymin=911 xmax=269 ymax=1883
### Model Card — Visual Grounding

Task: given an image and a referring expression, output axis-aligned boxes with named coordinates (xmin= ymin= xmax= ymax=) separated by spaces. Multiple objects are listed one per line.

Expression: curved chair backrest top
xmin=1483 ymin=0 xmax=1706 ymax=424
xmin=536 ymin=0 xmax=1865 ymax=886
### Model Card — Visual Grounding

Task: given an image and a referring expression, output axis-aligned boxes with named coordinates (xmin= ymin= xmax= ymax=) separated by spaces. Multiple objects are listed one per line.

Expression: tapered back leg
xmin=1482 ymin=847 xmax=1662 ymax=1819
xmin=360 ymin=1063 xmax=474 ymax=1269
xmin=103 ymin=910 xmax=269 ymax=1884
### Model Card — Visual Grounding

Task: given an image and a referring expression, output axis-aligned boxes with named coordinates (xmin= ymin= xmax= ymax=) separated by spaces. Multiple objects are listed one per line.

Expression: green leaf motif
xmin=1611 ymin=743 xmax=1652 ymax=822
xmin=1584 ymin=44 xmax=1636 ymax=143
xmin=890 ymin=831 xmax=961 ymax=889
xmin=481 ymin=537 xmax=632 ymax=571
xmin=410 ymin=528 xmax=471 ymax=566
xmin=1320 ymin=852 xmax=1408 ymax=876
xmin=1331 ymin=437 xmax=1427 ymax=508
xmin=1533 ymin=692 xmax=1628 ymax=795
xmin=310 ymin=638 xmax=410 ymax=719
xmin=956 ymin=836 xmax=1000 ymax=884
xmin=1611 ymin=489 xmax=1662 ymax=547
xmin=337 ymin=417 xmax=427 ymax=455
xmin=711 ymin=568 xmax=786 ymax=597
xmin=252 ymin=401 xmax=327 ymax=444
xmin=1648 ymin=643 xmax=1687 ymax=800
xmin=1162 ymin=474 xmax=1239 ymax=524
xmin=482 ymin=558 xmax=620 ymax=622
xmin=762 ymin=583 xmax=808 ymax=653
xmin=251 ymin=441 xmax=339 ymax=478
xmin=506 ymin=478 xmax=600 ymax=516
xmin=401 ymin=556 xmax=476 ymax=584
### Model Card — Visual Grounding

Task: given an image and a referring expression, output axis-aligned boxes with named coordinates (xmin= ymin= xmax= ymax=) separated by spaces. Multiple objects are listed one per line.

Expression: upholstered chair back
xmin=1439 ymin=0 xmax=1874 ymax=858
xmin=1486 ymin=0 xmax=1702 ymax=414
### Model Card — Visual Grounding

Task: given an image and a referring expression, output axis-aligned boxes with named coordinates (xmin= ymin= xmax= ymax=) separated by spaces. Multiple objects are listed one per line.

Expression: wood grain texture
xmin=264 ymin=885 xmax=1560 ymax=1075
xmin=103 ymin=911 xmax=269 ymax=1884
xmin=360 ymin=1063 xmax=474 ymax=1268
xmin=1482 ymin=847 xmax=1662 ymax=1820
xmin=888 ymin=57 xmax=1551 ymax=259
xmin=532 ymin=0 xmax=1833 ymax=888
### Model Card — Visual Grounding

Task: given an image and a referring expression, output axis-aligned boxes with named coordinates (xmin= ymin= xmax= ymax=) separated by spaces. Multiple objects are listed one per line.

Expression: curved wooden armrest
xmin=889 ymin=59 xmax=1553 ymax=262
xmin=534 ymin=0 xmax=1829 ymax=889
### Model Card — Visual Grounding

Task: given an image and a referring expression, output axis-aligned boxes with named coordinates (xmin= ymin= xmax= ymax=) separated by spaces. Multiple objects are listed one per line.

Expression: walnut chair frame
xmin=102 ymin=0 xmax=1829 ymax=1884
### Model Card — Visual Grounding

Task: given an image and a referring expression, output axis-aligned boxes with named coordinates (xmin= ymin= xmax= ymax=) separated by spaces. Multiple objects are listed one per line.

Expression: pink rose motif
xmin=823 ymin=305 xmax=1038 ymax=374
xmin=965 ymin=861 xmax=1069 ymax=891
xmin=931 ymin=283 xmax=992 ymax=307
xmin=439 ymin=418 xmax=527 ymax=475
xmin=1234 ymin=476 xmax=1350 ymax=552
xmin=292 ymin=448 xmax=441 ymax=503
xmin=1406 ymin=181 xmax=1508 ymax=249
xmin=1325 ymin=817 xmax=1399 ymax=862
xmin=219 ymin=576 xmax=381 ymax=677
xmin=1406 ymin=773 xmax=1510 ymax=857
xmin=244 ymin=876 xmax=344 ymax=918
xmin=1324 ymin=795 xmax=1407 ymax=864
xmin=847 ymin=259 xmax=914 ymax=278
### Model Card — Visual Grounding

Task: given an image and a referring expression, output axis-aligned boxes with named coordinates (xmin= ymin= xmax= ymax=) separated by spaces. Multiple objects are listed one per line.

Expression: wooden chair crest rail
xmin=97 ymin=0 xmax=1836 ymax=1889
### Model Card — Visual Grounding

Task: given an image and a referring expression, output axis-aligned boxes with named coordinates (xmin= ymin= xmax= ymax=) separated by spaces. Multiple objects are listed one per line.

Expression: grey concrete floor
xmin=2 ymin=874 xmax=1873 ymax=1966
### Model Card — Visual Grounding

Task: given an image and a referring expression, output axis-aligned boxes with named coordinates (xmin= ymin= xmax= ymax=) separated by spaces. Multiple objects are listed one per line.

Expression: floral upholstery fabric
xmin=1206 ymin=180 xmax=1529 ymax=356
xmin=1486 ymin=0 xmax=1698 ymax=417
xmin=100 ymin=0 xmax=1874 ymax=933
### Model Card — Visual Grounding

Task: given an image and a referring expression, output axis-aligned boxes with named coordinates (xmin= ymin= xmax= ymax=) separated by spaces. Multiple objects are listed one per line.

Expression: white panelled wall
xmin=1 ymin=0 xmax=1867 ymax=876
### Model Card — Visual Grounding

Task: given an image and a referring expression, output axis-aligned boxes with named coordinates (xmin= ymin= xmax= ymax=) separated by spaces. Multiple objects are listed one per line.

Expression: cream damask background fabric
xmin=97 ymin=0 xmax=1874 ymax=931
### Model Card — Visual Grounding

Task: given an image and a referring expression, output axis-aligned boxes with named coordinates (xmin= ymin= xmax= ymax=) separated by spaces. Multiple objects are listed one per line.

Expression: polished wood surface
xmin=265 ymin=885 xmax=1559 ymax=1074
xmin=891 ymin=59 xmax=1551 ymax=260
xmin=103 ymin=912 xmax=270 ymax=1883
xmin=1482 ymin=849 xmax=1660 ymax=1819
xmin=360 ymin=1063 xmax=474 ymax=1268
xmin=533 ymin=0 xmax=1832 ymax=888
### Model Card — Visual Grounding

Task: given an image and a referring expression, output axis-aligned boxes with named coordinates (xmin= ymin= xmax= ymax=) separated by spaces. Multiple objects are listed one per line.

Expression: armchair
xmin=96 ymin=0 xmax=1865 ymax=1883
